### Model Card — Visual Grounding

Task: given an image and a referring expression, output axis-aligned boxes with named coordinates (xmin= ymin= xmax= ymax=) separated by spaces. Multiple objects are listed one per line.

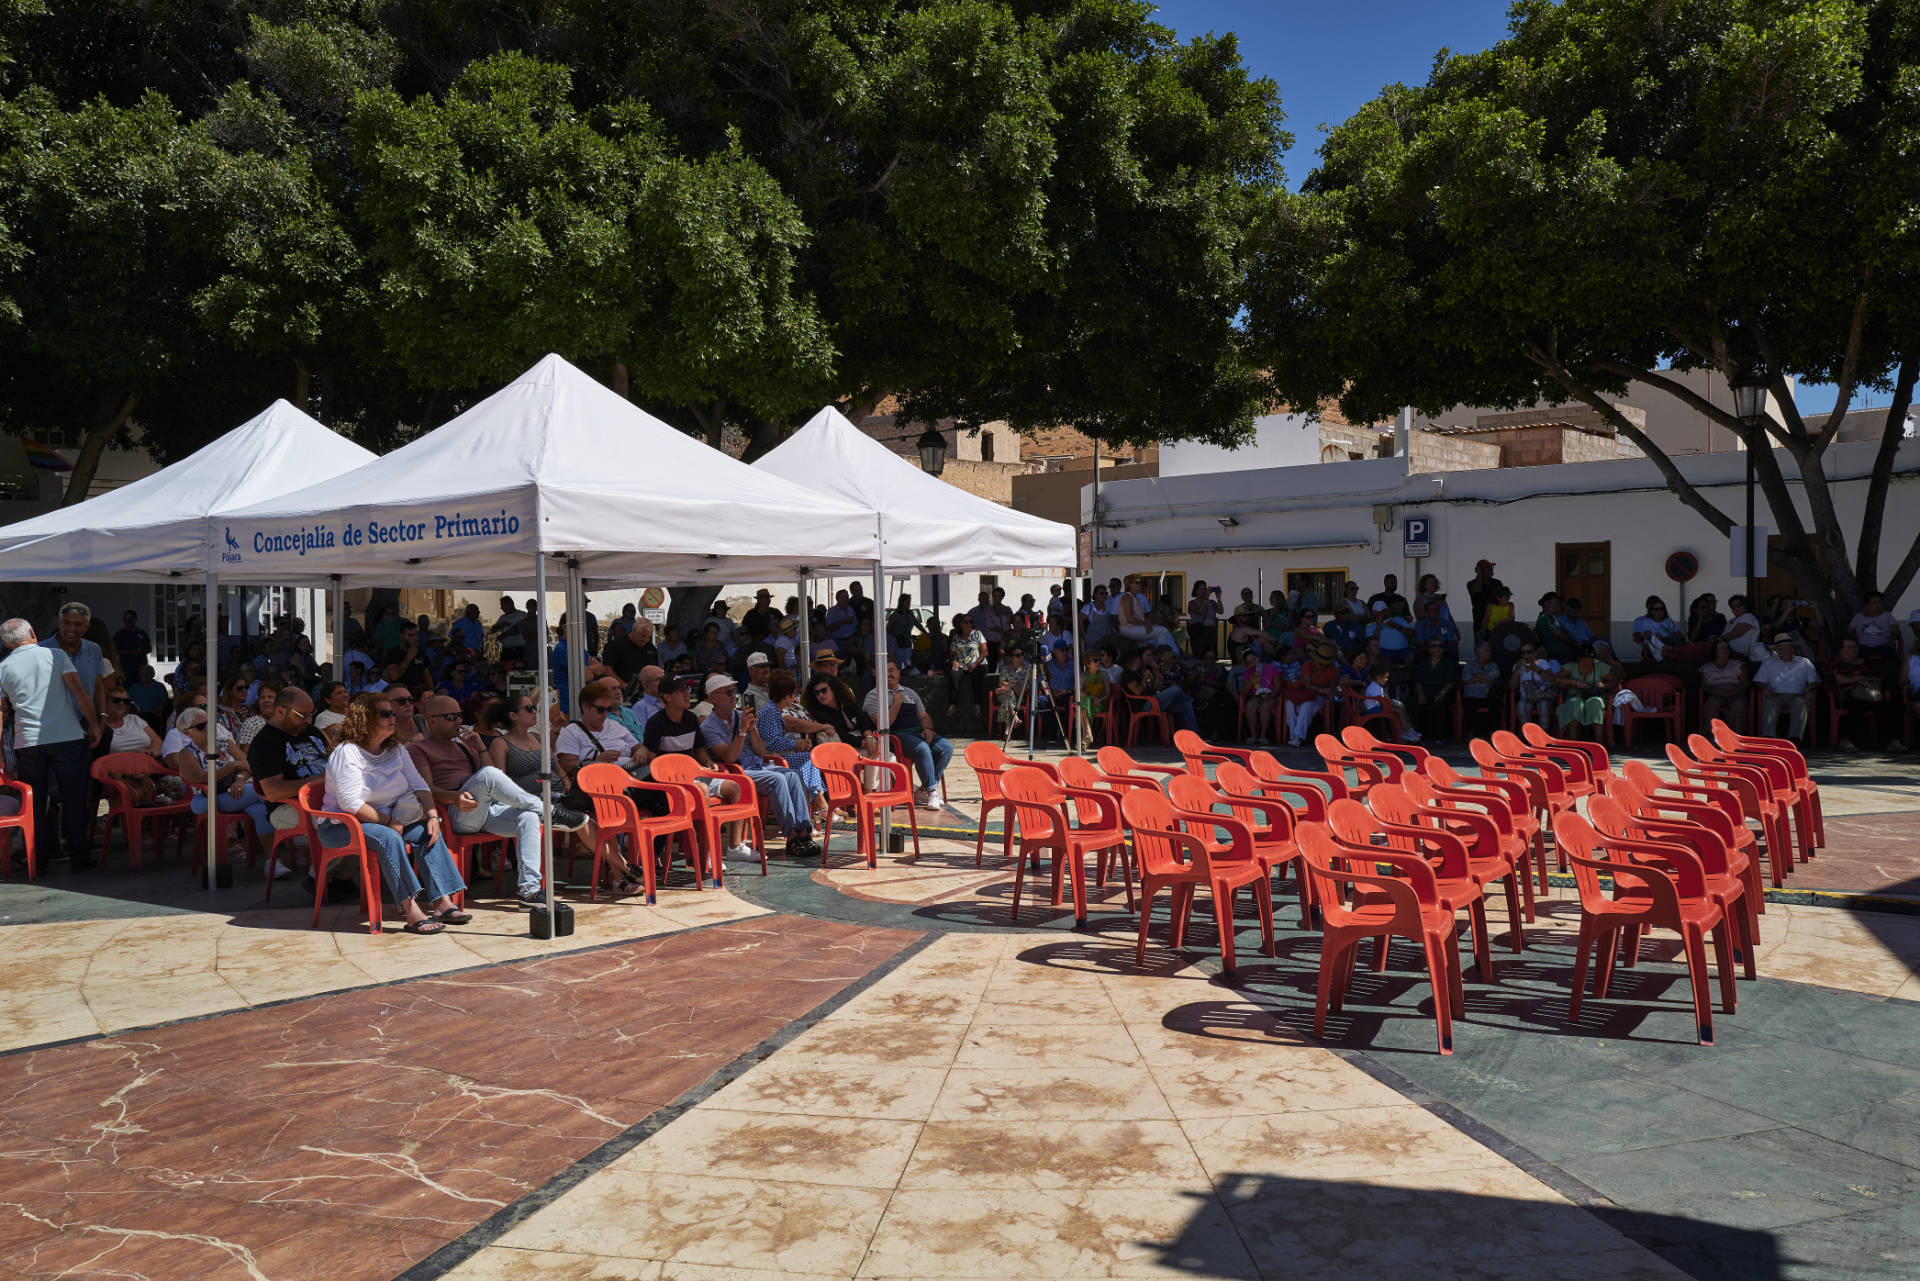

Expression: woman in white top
xmin=321 ymin=691 xmax=468 ymax=934
xmin=101 ymin=687 xmax=164 ymax=756
xmin=1116 ymin=574 xmax=1179 ymax=652
xmin=1722 ymin=593 xmax=1766 ymax=663
xmin=164 ymin=707 xmax=269 ymax=850
xmin=313 ymin=681 xmax=351 ymax=739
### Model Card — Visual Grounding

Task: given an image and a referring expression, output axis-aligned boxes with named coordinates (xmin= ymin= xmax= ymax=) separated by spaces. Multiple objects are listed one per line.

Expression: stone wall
xmin=1406 ymin=432 xmax=1504 ymax=473
xmin=1317 ymin=422 xmax=1388 ymax=461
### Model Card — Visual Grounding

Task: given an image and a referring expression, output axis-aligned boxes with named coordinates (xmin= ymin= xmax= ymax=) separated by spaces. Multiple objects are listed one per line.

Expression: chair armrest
xmin=1060 ymin=785 xmax=1122 ymax=829
xmin=1251 ymin=779 xmax=1328 ymax=823
xmin=858 ymin=756 xmax=914 ymax=792
xmin=1601 ymin=833 xmax=1709 ymax=897
xmin=1375 ymin=818 xmax=1471 ymax=880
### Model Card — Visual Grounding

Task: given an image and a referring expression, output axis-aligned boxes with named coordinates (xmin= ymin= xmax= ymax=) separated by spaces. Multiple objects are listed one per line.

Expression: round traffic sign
xmin=1664 ymin=552 xmax=1699 ymax=583
xmin=640 ymin=586 xmax=666 ymax=609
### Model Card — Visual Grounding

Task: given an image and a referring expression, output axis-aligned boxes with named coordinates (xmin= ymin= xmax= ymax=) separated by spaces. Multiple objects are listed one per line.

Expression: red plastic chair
xmin=295 ymin=779 xmax=383 ymax=934
xmin=1058 ymin=755 xmax=1143 ymax=903
xmin=1116 ymin=685 xmax=1174 ymax=747
xmin=1617 ymin=675 xmax=1685 ymax=746
xmin=1169 ymin=772 xmax=1312 ymax=927
xmin=1172 ymin=728 xmax=1266 ymax=778
xmin=1597 ymin=781 xmax=1760 ymax=954
xmin=1120 ymin=788 xmax=1274 ymax=976
xmin=1519 ymin=721 xmax=1613 ymax=782
xmin=0 ymin=770 xmax=34 ymax=880
xmin=1492 ymin=729 xmax=1597 ymax=801
xmin=1357 ymin=787 xmax=1509 ymax=981
xmin=185 ymin=776 xmax=261 ymax=873
xmin=1220 ymin=757 xmax=1330 ymax=827
xmin=1298 ymin=823 xmax=1461 ymax=1056
xmin=426 ymin=803 xmax=495 ymax=909
xmin=260 ymin=794 xmax=320 ymax=901
xmin=1553 ymin=811 xmax=1737 ymax=1046
xmin=1004 ymin=764 xmax=1127 ymax=924
xmin=652 ymin=754 xmax=763 ymax=884
xmin=1708 ymin=721 xmax=1825 ymax=857
xmin=813 ymin=741 xmax=920 ymax=870
xmin=1421 ymin=756 xmax=1547 ymax=902
xmin=1095 ymin=744 xmax=1185 ymax=786
xmin=1692 ymin=732 xmax=1813 ymax=866
xmin=91 ymin=753 xmax=190 ymax=873
xmin=1340 ymin=724 xmax=1432 ymax=772
xmin=1665 ymin=742 xmax=1795 ymax=886
xmin=1314 ymin=733 xmax=1395 ymax=797
xmin=1619 ymin=760 xmax=1774 ymax=909
xmin=576 ymin=762 xmax=700 ymax=904
xmin=964 ymin=741 xmax=1058 ymax=867
xmin=1399 ymin=772 xmax=1533 ymax=940
xmin=1248 ymin=750 xmax=1350 ymax=804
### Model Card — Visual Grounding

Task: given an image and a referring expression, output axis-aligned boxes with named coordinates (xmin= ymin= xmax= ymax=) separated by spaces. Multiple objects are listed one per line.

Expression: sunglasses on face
xmin=430 ymin=712 xmax=462 ymax=722
xmin=390 ymin=695 xmax=414 ymax=705
xmin=109 ymin=697 xmax=129 ymax=705
xmin=586 ymin=703 xmax=615 ymax=714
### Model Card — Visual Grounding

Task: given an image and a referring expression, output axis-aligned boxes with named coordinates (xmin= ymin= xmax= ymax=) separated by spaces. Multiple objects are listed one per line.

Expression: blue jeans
xmin=448 ymin=765 xmax=545 ymax=896
xmin=15 ymin=737 xmax=91 ymax=863
xmin=897 ymin=733 xmax=953 ymax=792
xmin=319 ymin=817 xmax=466 ymax=906
xmin=191 ymin=784 xmax=269 ymax=841
xmin=780 ymin=754 xmax=826 ymax=798
xmin=1153 ymin=684 xmax=1199 ymax=733
xmin=741 ymin=766 xmax=811 ymax=838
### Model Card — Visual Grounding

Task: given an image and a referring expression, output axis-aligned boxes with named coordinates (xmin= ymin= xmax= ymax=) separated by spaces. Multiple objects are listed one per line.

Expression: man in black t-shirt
xmin=245 ymin=688 xmax=330 ymax=879
xmin=643 ymin=677 xmax=744 ymax=817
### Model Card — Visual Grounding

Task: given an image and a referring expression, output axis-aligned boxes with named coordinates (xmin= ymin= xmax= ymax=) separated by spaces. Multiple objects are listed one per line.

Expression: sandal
xmin=435 ymin=908 xmax=473 ymax=926
xmin=616 ymin=871 xmax=646 ymax=896
xmin=402 ymin=918 xmax=446 ymax=935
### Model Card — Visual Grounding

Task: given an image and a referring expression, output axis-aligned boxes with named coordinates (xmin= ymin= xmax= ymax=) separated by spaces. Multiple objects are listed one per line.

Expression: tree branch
xmin=1526 ymin=340 xmax=1735 ymax=533
xmin=1592 ymin=360 xmax=1750 ymax=433
xmin=61 ymin=390 xmax=138 ymax=508
xmin=1817 ymin=288 xmax=1873 ymax=445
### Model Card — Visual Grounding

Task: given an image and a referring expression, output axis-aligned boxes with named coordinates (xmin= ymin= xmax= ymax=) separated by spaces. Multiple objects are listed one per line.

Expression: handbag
xmin=1847 ymin=678 xmax=1887 ymax=704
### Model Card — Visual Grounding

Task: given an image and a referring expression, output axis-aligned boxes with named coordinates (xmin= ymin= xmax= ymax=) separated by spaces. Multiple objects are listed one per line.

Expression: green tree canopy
xmin=1250 ymin=0 xmax=1920 ymax=625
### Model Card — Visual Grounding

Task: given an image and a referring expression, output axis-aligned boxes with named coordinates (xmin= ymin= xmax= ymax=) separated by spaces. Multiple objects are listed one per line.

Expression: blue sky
xmin=1147 ymin=0 xmax=1852 ymax=415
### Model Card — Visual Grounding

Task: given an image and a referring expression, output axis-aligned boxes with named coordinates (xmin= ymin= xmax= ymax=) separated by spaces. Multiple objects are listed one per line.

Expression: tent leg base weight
xmin=199 ymin=865 xmax=233 ymax=890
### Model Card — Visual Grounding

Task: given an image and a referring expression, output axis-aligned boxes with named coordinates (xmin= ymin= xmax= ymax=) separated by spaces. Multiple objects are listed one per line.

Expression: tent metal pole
xmin=565 ymin=561 xmax=585 ymax=717
xmin=797 ymin=576 xmax=810 ymax=674
xmin=1068 ymin=574 xmax=1083 ymax=754
xmin=872 ymin=553 xmax=891 ymax=849
xmin=536 ymin=554 xmax=556 ymax=924
xmin=330 ymin=575 xmax=345 ymax=674
xmin=204 ymin=568 xmax=219 ymax=887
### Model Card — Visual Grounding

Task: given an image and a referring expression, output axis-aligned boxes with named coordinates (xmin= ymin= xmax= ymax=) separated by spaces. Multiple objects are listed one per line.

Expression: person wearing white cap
xmin=741 ymin=651 xmax=774 ymax=713
xmin=702 ymin=673 xmax=815 ymax=857
xmin=1753 ymin=634 xmax=1820 ymax=742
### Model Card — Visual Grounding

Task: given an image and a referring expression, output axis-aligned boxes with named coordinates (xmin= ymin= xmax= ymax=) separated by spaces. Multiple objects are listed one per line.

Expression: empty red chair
xmin=1004 ymin=764 xmax=1126 ymax=924
xmin=1115 ymin=685 xmax=1174 ymax=747
xmin=814 ymin=741 xmax=920 ymax=870
xmin=1665 ymin=743 xmax=1794 ymax=887
xmin=964 ymin=742 xmax=1058 ymax=867
xmin=1399 ymin=772 xmax=1532 ymax=943
xmin=1492 ymin=729 xmax=1597 ymax=801
xmin=1248 ymin=750 xmax=1350 ymax=804
xmin=1298 ymin=823 xmax=1461 ymax=1055
xmin=1597 ymin=781 xmax=1760 ymax=955
xmin=1314 ymin=733 xmax=1396 ymax=796
xmin=1095 ymin=744 xmax=1185 ymax=784
xmin=1172 ymin=729 xmax=1265 ymax=778
xmin=1341 ymin=724 xmax=1432 ymax=772
xmin=91 ymin=752 xmax=189 ymax=873
xmin=1616 ymin=675 xmax=1685 ymax=746
xmin=1058 ymin=755 xmax=1143 ymax=904
xmin=1217 ymin=757 xmax=1328 ymax=826
xmin=1422 ymin=756 xmax=1547 ymax=902
xmin=1707 ymin=723 xmax=1825 ymax=858
xmin=1169 ymin=771 xmax=1312 ymax=927
xmin=1121 ymin=788 xmax=1274 ymax=976
xmin=295 ymin=779 xmax=383 ymax=933
xmin=652 ymin=753 xmax=763 ymax=884
xmin=0 ymin=770 xmax=34 ymax=880
xmin=1553 ymin=810 xmax=1738 ymax=1046
xmin=576 ymin=762 xmax=701 ymax=904
xmin=1360 ymin=786 xmax=1509 ymax=979
xmin=1619 ymin=760 xmax=1773 ymax=909
xmin=1518 ymin=720 xmax=1613 ymax=782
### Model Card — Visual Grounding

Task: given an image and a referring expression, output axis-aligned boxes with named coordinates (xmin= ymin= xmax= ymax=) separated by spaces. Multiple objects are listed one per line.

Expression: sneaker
xmin=1888 ymin=740 xmax=1907 ymax=753
xmin=516 ymin=890 xmax=546 ymax=906
xmin=1836 ymin=738 xmax=1858 ymax=751
xmin=1401 ymin=729 xmax=1422 ymax=743
xmin=726 ymin=842 xmax=759 ymax=863
xmin=550 ymin=806 xmax=590 ymax=833
xmin=270 ymin=858 xmax=296 ymax=881
xmin=913 ymin=787 xmax=931 ymax=807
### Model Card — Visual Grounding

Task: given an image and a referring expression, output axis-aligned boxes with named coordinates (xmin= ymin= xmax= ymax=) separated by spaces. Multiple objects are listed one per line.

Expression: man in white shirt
xmin=0 ymin=617 xmax=102 ymax=868
xmin=862 ymin=660 xmax=952 ymax=807
xmin=1754 ymin=634 xmax=1820 ymax=741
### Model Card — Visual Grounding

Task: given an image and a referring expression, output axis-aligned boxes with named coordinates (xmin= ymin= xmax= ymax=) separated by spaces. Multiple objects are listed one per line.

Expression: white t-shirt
xmin=162 ymin=724 xmax=234 ymax=761
xmin=1724 ymin=612 xmax=1766 ymax=661
xmin=324 ymin=741 xmax=430 ymax=814
xmin=556 ymin=718 xmax=639 ymax=763
xmin=1755 ymin=655 xmax=1820 ymax=695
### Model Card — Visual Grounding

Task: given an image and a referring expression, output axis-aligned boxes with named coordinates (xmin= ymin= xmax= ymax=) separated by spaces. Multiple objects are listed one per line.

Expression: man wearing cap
xmin=1323 ymin=603 xmax=1366 ymax=658
xmin=1466 ymin=560 xmax=1507 ymax=638
xmin=741 ymin=652 xmax=775 ymax=712
xmin=705 ymin=673 xmax=817 ymax=855
xmin=1754 ymin=634 xmax=1821 ymax=741
xmin=864 ymin=660 xmax=952 ymax=807
xmin=643 ymin=676 xmax=750 ymax=857
xmin=809 ymin=644 xmax=859 ymax=708
xmin=771 ymin=616 xmax=799 ymax=671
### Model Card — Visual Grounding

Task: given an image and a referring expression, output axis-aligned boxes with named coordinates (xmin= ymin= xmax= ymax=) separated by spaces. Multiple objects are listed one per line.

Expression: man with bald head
xmin=630 ymin=665 xmax=666 ymax=727
xmin=246 ymin=685 xmax=330 ymax=880
xmin=408 ymin=695 xmax=565 ymax=902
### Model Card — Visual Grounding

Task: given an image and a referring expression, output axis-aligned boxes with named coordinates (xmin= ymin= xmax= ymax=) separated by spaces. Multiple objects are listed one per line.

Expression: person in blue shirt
xmin=450 ymin=603 xmax=486 ymax=657
xmin=1413 ymin=600 xmax=1461 ymax=657
xmin=1563 ymin=597 xmax=1597 ymax=646
xmin=1323 ymin=604 xmax=1367 ymax=658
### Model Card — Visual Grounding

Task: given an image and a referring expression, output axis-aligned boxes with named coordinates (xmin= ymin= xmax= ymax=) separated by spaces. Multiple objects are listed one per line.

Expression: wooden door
xmin=1556 ymin=542 xmax=1611 ymax=629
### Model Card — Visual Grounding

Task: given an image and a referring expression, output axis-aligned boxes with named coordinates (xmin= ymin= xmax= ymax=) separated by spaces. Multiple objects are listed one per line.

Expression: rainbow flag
xmin=19 ymin=438 xmax=71 ymax=471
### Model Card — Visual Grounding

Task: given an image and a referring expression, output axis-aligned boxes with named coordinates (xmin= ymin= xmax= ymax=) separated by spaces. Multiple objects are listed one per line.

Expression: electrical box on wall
xmin=1371 ymin=504 xmax=1394 ymax=530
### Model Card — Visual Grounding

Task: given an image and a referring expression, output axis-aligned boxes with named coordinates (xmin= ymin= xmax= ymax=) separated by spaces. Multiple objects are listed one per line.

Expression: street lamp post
xmin=1729 ymin=366 xmax=1770 ymax=608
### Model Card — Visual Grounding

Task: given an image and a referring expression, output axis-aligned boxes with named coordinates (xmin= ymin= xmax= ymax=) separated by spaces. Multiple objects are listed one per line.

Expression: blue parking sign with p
xmin=1403 ymin=515 xmax=1431 ymax=558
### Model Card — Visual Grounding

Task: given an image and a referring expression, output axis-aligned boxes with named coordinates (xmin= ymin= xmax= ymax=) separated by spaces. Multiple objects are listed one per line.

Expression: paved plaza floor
xmin=0 ymin=740 xmax=1913 ymax=1279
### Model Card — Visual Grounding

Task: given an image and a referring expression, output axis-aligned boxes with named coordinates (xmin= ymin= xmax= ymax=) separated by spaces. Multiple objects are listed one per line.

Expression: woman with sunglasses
xmin=163 ymin=707 xmax=269 ymax=856
xmin=100 ymin=682 xmax=164 ymax=757
xmin=322 ymin=692 xmax=468 ymax=934
xmin=803 ymin=676 xmax=879 ymax=757
xmin=486 ymin=696 xmax=598 ymax=849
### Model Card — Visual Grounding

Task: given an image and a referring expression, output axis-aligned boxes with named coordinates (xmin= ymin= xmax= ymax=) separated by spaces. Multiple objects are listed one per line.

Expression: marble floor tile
xmin=440 ymin=1246 xmax=667 ymax=1279
xmin=0 ymin=994 xmax=102 ymax=1050
xmin=831 ymin=984 xmax=982 ymax=1023
xmin=929 ymin=1067 xmax=1174 ymax=1122
xmin=776 ymin=1018 xmax=968 ymax=1069
xmin=611 ymin=1108 xmax=923 ymax=1189
xmin=1148 ymin=1049 xmax=1408 ymax=1119
xmin=954 ymin=1022 xmax=1145 ymax=1071
xmin=857 ymin=1187 xmax=1259 ymax=1278
xmin=900 ymin=1118 xmax=1207 ymax=1189
xmin=80 ymin=970 xmax=250 ymax=1033
xmin=498 ymin=1169 xmax=891 ymax=1275
xmin=1181 ymin=1105 xmax=1503 ymax=1185
xmin=716 ymin=1062 xmax=950 ymax=1122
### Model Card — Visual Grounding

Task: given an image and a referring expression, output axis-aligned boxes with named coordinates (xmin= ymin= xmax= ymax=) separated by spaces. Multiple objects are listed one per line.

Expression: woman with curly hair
xmin=321 ymin=691 xmax=469 ymax=934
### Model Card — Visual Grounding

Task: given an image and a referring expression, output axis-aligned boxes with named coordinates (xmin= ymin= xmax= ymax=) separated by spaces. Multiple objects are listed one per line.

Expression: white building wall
xmin=1158 ymin=413 xmax=1321 ymax=477
xmin=1088 ymin=440 xmax=1920 ymax=655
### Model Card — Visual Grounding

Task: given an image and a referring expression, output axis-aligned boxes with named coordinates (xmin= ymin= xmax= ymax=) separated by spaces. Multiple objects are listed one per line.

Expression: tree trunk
xmin=61 ymin=389 xmax=138 ymax=507
xmin=665 ymin=586 xmax=721 ymax=641
xmin=740 ymin=416 xmax=787 ymax=463
xmin=611 ymin=361 xmax=630 ymax=400
xmin=293 ymin=361 xmax=311 ymax=411
xmin=687 ymin=401 xmax=727 ymax=450
xmin=1852 ymin=356 xmax=1917 ymax=594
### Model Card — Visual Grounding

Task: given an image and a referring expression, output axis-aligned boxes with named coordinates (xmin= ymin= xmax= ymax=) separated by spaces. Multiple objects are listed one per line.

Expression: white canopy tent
xmin=0 ymin=399 xmax=378 ymax=885
xmin=754 ymin=405 xmax=1081 ymax=756
xmin=217 ymin=354 xmax=885 ymax=924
